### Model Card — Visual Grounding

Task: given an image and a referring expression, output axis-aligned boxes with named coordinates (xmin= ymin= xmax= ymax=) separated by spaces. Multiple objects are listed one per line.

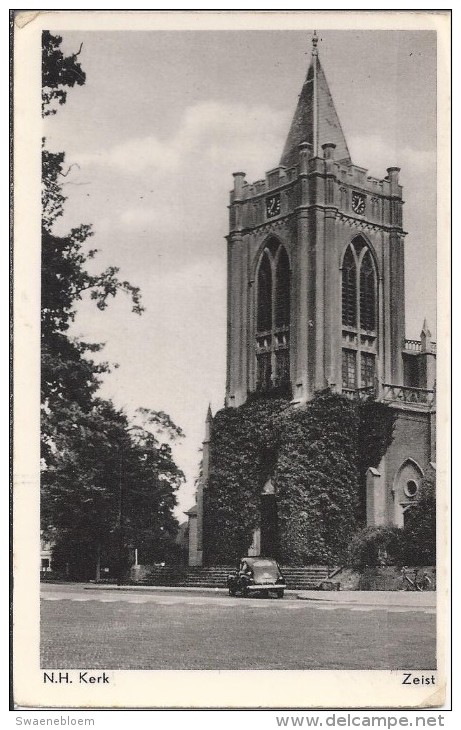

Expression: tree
xmin=42 ymin=402 xmax=184 ymax=581
xmin=40 ymin=33 xmax=184 ymax=580
xmin=42 ymin=30 xmax=86 ymax=116
xmin=347 ymin=525 xmax=406 ymax=570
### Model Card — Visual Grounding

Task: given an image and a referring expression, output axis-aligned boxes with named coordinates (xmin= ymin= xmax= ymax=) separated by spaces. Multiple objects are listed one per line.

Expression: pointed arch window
xmin=341 ymin=237 xmax=378 ymax=391
xmin=275 ymin=247 xmax=290 ymax=328
xmin=360 ymin=250 xmax=376 ymax=331
xmin=257 ymin=252 xmax=272 ymax=333
xmin=256 ymin=241 xmax=291 ymax=391
xmin=342 ymin=246 xmax=357 ymax=328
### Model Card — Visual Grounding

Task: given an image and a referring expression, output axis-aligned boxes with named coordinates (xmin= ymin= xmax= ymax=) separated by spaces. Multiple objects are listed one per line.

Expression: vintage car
xmin=227 ymin=557 xmax=286 ymax=598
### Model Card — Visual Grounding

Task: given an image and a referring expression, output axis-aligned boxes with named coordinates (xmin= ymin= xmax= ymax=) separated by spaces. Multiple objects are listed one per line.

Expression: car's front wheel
xmin=276 ymin=590 xmax=284 ymax=599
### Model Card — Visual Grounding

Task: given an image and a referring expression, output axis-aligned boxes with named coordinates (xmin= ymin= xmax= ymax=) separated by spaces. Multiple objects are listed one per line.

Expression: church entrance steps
xmin=281 ymin=567 xmax=332 ymax=590
xmin=133 ymin=565 xmax=333 ymax=589
xmin=183 ymin=567 xmax=233 ymax=588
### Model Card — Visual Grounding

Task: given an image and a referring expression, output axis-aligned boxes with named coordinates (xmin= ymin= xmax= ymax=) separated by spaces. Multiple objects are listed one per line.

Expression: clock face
xmin=266 ymin=194 xmax=281 ymax=219
xmin=352 ymin=192 xmax=366 ymax=215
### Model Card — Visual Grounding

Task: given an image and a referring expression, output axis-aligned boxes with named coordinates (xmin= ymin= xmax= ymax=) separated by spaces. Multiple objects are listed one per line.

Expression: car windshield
xmin=250 ymin=559 xmax=279 ymax=581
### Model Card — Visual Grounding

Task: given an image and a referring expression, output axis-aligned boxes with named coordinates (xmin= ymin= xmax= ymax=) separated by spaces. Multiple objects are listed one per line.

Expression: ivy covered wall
xmin=274 ymin=392 xmax=360 ymax=565
xmin=203 ymin=391 xmax=396 ymax=566
xmin=203 ymin=396 xmax=289 ymax=564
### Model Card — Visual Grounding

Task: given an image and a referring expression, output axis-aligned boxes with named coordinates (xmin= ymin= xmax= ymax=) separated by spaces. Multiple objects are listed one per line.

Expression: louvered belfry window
xmin=257 ymin=251 xmax=272 ymax=333
xmin=341 ymin=237 xmax=378 ymax=391
xmin=256 ymin=240 xmax=291 ymax=391
xmin=275 ymin=247 xmax=290 ymax=328
xmin=360 ymin=250 xmax=376 ymax=331
xmin=342 ymin=246 xmax=357 ymax=328
xmin=342 ymin=239 xmax=377 ymax=333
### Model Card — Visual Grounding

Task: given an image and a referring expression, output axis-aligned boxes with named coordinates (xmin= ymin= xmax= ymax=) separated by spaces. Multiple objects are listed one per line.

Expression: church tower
xmin=187 ymin=34 xmax=436 ymax=567
xmin=226 ymin=32 xmax=406 ymax=407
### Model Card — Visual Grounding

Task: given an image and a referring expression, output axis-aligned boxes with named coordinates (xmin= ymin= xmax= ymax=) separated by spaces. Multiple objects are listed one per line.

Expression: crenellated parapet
xmin=228 ymin=148 xmax=404 ymax=238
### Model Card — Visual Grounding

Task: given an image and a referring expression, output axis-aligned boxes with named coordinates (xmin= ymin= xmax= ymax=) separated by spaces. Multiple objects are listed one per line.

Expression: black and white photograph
xmin=12 ymin=10 xmax=450 ymax=710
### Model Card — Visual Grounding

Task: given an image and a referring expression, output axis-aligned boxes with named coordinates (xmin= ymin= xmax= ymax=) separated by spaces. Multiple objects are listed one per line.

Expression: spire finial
xmin=312 ymin=30 xmax=318 ymax=56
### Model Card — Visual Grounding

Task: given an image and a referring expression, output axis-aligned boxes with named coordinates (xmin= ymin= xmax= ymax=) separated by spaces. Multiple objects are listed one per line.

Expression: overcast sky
xmin=45 ymin=29 xmax=437 ymax=518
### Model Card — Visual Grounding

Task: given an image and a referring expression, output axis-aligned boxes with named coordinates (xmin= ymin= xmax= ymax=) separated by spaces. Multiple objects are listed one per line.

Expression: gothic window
xmin=342 ymin=349 xmax=356 ymax=389
xmin=256 ymin=352 xmax=272 ymax=391
xmin=393 ymin=459 xmax=423 ymax=527
xmin=341 ymin=237 xmax=378 ymax=391
xmin=275 ymin=349 xmax=290 ymax=386
xmin=275 ymin=247 xmax=290 ymax=328
xmin=360 ymin=352 xmax=375 ymax=387
xmin=360 ymin=250 xmax=376 ymax=331
xmin=257 ymin=252 xmax=272 ymax=332
xmin=255 ymin=241 xmax=290 ymax=391
xmin=342 ymin=246 xmax=357 ymax=328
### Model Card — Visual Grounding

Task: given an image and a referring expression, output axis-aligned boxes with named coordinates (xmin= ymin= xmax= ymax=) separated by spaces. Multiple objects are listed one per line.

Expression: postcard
xmin=12 ymin=9 xmax=450 ymax=710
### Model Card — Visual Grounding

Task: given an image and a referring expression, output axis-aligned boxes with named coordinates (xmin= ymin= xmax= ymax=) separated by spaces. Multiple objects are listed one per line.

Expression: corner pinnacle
xmin=421 ymin=319 xmax=431 ymax=338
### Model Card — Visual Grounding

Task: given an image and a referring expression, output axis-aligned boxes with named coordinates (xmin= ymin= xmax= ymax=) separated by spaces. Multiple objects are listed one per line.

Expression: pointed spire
xmin=204 ymin=403 xmax=213 ymax=443
xmin=280 ymin=32 xmax=351 ymax=168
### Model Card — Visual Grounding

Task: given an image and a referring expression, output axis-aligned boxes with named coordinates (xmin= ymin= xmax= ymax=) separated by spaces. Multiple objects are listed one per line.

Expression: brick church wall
xmin=384 ymin=408 xmax=432 ymax=523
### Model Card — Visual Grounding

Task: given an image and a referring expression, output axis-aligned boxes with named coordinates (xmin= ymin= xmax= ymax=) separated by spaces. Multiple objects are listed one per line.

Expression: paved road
xmin=41 ymin=583 xmax=436 ymax=671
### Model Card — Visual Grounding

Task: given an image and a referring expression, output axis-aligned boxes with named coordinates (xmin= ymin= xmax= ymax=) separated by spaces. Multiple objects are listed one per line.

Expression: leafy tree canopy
xmin=42 ymin=401 xmax=184 ymax=577
xmin=42 ymin=30 xmax=86 ymax=116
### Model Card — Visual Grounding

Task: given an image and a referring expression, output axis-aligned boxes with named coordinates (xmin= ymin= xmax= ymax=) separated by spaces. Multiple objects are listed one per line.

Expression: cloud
xmin=77 ymin=135 xmax=181 ymax=174
xmin=62 ymin=100 xmax=289 ymax=259
xmin=152 ymin=257 xmax=225 ymax=294
xmin=119 ymin=208 xmax=159 ymax=228
xmin=74 ymin=100 xmax=287 ymax=182
xmin=348 ymin=133 xmax=436 ymax=181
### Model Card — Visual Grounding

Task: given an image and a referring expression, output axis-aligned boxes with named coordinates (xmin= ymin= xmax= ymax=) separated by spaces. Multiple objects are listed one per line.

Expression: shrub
xmin=347 ymin=525 xmax=406 ymax=569
xmin=402 ymin=470 xmax=436 ymax=565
